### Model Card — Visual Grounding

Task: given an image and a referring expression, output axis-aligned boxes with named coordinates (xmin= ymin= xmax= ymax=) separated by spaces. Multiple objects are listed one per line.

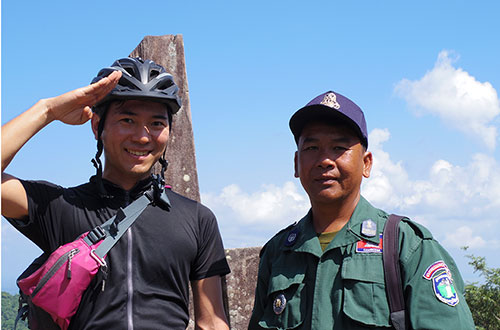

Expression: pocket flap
xmin=341 ymin=256 xmax=391 ymax=327
xmin=268 ymin=268 xmax=305 ymax=296
xmin=341 ymin=256 xmax=385 ymax=284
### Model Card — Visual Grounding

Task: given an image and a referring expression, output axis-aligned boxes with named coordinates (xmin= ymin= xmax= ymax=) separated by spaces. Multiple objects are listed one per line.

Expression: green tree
xmin=463 ymin=247 xmax=500 ymax=330
xmin=1 ymin=291 xmax=29 ymax=330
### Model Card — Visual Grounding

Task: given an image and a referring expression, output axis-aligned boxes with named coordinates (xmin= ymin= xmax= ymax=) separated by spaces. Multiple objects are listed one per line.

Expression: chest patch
xmin=356 ymin=234 xmax=383 ymax=253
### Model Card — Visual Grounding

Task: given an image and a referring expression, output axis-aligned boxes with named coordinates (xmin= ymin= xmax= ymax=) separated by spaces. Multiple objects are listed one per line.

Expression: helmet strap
xmin=158 ymin=153 xmax=168 ymax=181
xmin=91 ymin=113 xmax=110 ymax=198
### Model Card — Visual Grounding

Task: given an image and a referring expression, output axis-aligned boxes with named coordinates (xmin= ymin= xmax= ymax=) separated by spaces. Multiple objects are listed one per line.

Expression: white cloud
xmin=361 ymin=127 xmax=500 ymax=256
xmin=395 ymin=50 xmax=500 ymax=149
xmin=443 ymin=226 xmax=486 ymax=249
xmin=202 ymin=182 xmax=310 ymax=248
xmin=202 ymin=181 xmax=309 ymax=225
xmin=363 ymin=129 xmax=500 ymax=216
xmin=362 ymin=128 xmax=411 ymax=209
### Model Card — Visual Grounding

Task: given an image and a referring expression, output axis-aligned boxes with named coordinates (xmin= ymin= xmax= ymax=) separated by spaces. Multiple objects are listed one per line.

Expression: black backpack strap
xmin=383 ymin=214 xmax=407 ymax=330
xmin=14 ymin=295 xmax=28 ymax=330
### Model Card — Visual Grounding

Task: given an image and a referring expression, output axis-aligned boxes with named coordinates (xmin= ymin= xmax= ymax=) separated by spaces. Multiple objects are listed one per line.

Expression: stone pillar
xmin=223 ymin=247 xmax=261 ymax=329
xmin=130 ymin=35 xmax=200 ymax=202
xmin=129 ymin=35 xmax=261 ymax=330
xmin=186 ymin=247 xmax=261 ymax=330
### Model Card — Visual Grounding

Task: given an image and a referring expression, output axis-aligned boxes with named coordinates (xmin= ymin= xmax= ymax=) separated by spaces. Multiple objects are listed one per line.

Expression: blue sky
xmin=2 ymin=0 xmax=500 ymax=293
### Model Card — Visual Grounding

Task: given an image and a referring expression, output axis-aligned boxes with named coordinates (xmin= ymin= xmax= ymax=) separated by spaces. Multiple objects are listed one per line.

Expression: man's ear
xmin=362 ymin=151 xmax=373 ymax=178
xmin=91 ymin=113 xmax=101 ymax=140
xmin=294 ymin=151 xmax=299 ymax=178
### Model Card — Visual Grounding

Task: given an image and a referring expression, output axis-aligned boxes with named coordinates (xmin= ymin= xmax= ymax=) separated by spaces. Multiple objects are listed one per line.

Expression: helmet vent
xmin=149 ymin=70 xmax=160 ymax=80
xmin=124 ymin=67 xmax=136 ymax=77
xmin=119 ymin=76 xmax=139 ymax=90
xmin=156 ymin=79 xmax=173 ymax=91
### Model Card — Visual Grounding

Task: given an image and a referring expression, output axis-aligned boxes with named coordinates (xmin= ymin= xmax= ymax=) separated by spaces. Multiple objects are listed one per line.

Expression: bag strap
xmin=383 ymin=214 xmax=407 ymax=330
xmin=95 ymin=193 xmax=152 ymax=258
xmin=14 ymin=296 xmax=28 ymax=330
xmin=84 ymin=176 xmax=171 ymax=259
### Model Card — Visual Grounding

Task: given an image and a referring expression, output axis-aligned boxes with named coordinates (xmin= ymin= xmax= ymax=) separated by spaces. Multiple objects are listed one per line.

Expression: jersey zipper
xmin=124 ymin=191 xmax=134 ymax=330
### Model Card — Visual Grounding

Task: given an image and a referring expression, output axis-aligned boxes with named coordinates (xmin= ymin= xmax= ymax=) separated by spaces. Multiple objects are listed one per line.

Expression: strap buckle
xmin=87 ymin=226 xmax=106 ymax=244
xmin=90 ymin=249 xmax=107 ymax=267
xmin=147 ymin=174 xmax=171 ymax=209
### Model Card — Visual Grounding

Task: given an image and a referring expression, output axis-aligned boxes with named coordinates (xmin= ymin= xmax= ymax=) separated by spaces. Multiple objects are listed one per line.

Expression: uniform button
xmin=273 ymin=293 xmax=287 ymax=315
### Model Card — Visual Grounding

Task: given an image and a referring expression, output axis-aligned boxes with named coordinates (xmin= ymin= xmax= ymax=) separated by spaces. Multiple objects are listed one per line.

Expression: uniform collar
xmin=283 ymin=196 xmax=384 ymax=256
xmin=283 ymin=210 xmax=323 ymax=258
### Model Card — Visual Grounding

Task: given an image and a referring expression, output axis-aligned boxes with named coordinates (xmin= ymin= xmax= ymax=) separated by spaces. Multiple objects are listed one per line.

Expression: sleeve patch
xmin=432 ymin=273 xmax=459 ymax=306
xmin=423 ymin=260 xmax=459 ymax=306
xmin=423 ymin=260 xmax=450 ymax=280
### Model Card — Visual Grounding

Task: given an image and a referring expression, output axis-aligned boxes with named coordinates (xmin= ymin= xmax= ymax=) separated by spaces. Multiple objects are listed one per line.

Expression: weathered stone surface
xmin=186 ymin=247 xmax=261 ymax=330
xmin=130 ymin=35 xmax=200 ymax=202
xmin=224 ymin=247 xmax=261 ymax=329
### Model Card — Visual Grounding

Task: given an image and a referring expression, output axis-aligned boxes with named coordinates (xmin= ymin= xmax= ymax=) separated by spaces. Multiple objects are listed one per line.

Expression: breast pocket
xmin=258 ymin=266 xmax=307 ymax=330
xmin=341 ymin=256 xmax=392 ymax=328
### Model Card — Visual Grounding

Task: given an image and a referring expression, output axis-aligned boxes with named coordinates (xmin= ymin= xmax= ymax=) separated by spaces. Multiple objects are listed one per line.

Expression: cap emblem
xmin=320 ymin=92 xmax=341 ymax=110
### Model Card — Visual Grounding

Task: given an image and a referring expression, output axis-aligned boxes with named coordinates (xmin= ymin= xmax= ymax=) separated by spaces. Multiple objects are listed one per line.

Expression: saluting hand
xmin=45 ymin=70 xmax=122 ymax=125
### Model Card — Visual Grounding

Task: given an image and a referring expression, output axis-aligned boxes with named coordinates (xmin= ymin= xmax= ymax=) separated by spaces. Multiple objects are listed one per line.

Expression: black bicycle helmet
xmin=91 ymin=57 xmax=181 ymax=116
xmin=90 ymin=57 xmax=180 ymax=197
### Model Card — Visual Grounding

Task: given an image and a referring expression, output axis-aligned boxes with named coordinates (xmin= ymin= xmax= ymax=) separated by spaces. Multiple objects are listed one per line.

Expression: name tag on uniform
xmin=356 ymin=234 xmax=383 ymax=253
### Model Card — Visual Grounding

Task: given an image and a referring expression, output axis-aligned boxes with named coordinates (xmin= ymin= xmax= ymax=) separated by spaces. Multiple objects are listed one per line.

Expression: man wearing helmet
xmin=2 ymin=58 xmax=230 ymax=329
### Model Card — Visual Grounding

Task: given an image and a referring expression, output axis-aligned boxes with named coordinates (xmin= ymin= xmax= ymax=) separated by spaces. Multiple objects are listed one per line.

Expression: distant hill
xmin=2 ymin=292 xmax=29 ymax=330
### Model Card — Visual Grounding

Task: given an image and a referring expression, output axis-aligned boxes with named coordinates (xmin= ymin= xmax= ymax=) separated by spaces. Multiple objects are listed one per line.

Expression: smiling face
xmin=294 ymin=121 xmax=372 ymax=208
xmin=92 ymin=99 xmax=170 ymax=190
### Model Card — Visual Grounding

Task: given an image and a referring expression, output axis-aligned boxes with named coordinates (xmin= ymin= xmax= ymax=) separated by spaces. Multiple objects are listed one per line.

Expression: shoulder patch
xmin=423 ymin=260 xmax=459 ymax=306
xmin=423 ymin=260 xmax=451 ymax=280
xmin=432 ymin=272 xmax=459 ymax=306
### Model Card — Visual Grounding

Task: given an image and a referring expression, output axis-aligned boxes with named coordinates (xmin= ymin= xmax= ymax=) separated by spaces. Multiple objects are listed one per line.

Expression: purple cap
xmin=289 ymin=91 xmax=368 ymax=148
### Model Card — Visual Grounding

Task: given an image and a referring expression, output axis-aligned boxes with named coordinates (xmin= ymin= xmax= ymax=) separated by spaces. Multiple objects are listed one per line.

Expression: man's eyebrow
xmin=330 ymin=137 xmax=353 ymax=144
xmin=117 ymin=110 xmax=138 ymax=116
xmin=302 ymin=136 xmax=352 ymax=143
xmin=302 ymin=137 xmax=319 ymax=143
xmin=117 ymin=110 xmax=168 ymax=120
xmin=152 ymin=114 xmax=169 ymax=120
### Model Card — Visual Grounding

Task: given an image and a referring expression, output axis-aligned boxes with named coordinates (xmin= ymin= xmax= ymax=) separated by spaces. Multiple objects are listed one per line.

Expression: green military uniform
xmin=248 ymin=196 xmax=475 ymax=329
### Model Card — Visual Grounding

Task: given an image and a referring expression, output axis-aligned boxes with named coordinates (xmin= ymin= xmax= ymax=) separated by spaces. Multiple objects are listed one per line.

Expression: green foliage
xmin=463 ymin=247 xmax=500 ymax=330
xmin=1 ymin=291 xmax=29 ymax=330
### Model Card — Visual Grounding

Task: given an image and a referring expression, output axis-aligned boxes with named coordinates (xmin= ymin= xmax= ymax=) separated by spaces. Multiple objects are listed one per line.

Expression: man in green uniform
xmin=248 ymin=91 xmax=475 ymax=329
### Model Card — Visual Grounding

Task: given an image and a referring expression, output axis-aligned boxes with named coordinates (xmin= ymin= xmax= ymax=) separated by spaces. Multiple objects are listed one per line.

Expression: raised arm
xmin=1 ymin=70 xmax=121 ymax=219
xmin=191 ymin=276 xmax=229 ymax=330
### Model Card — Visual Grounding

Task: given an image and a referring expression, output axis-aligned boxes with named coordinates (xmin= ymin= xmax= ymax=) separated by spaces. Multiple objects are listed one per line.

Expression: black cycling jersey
xmin=7 ymin=176 xmax=230 ymax=330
